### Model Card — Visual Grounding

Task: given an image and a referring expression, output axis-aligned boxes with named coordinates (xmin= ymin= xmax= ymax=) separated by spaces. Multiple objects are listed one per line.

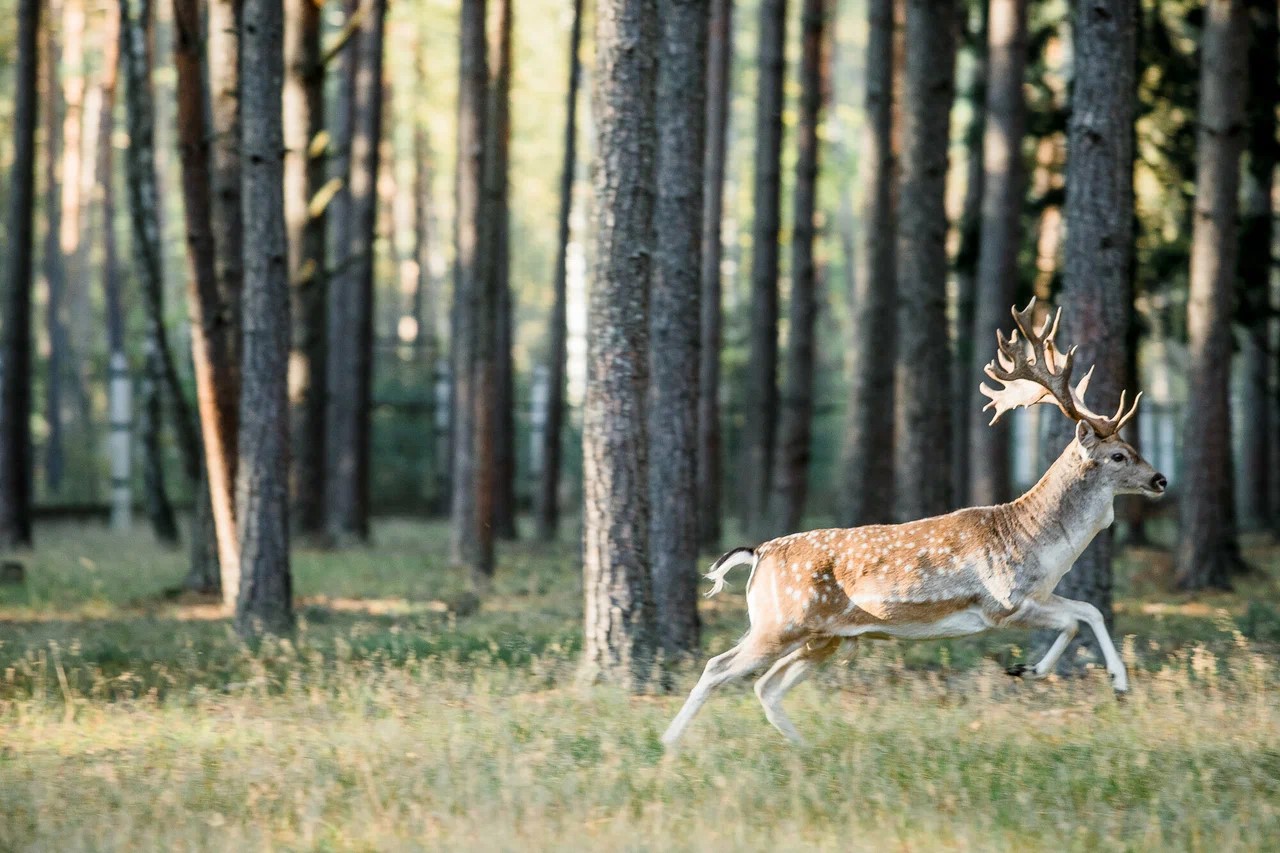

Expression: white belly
xmin=838 ymin=607 xmax=993 ymax=641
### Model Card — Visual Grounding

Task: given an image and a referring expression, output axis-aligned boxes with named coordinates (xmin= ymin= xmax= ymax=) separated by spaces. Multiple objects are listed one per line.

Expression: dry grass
xmin=2 ymin=519 xmax=1279 ymax=851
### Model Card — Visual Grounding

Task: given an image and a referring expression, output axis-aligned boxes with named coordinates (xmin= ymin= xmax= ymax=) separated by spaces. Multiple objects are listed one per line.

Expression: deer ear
xmin=1075 ymin=420 xmax=1100 ymax=452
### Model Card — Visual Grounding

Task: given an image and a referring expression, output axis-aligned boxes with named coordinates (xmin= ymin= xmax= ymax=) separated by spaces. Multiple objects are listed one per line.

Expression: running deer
xmin=662 ymin=299 xmax=1168 ymax=746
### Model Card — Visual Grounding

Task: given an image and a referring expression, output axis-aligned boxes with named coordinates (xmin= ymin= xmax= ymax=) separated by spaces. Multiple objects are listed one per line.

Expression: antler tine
xmin=1114 ymin=391 xmax=1142 ymax=434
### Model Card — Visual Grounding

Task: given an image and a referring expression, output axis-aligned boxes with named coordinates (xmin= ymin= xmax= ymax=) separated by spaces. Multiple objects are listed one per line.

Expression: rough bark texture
xmin=325 ymin=0 xmax=385 ymax=543
xmin=744 ymin=0 xmax=788 ymax=536
xmin=208 ymin=0 xmax=245 ymax=598
xmin=650 ymin=0 xmax=708 ymax=659
xmin=893 ymin=0 xmax=955 ymax=522
xmin=42 ymin=12 xmax=68 ymax=493
xmin=449 ymin=0 xmax=495 ymax=577
xmin=285 ymin=0 xmax=327 ymax=537
xmin=968 ymin=0 xmax=1027 ymax=507
xmin=121 ymin=0 xmax=183 ymax=545
xmin=535 ymin=0 xmax=584 ymax=543
xmin=173 ymin=0 xmax=229 ymax=594
xmin=838 ymin=0 xmax=896 ymax=527
xmin=697 ymin=0 xmax=732 ymax=549
xmin=0 ymin=0 xmax=41 ymax=550
xmin=581 ymin=0 xmax=659 ymax=690
xmin=1175 ymin=0 xmax=1246 ymax=591
xmin=1238 ymin=0 xmax=1276 ymax=532
xmin=487 ymin=0 xmax=518 ymax=541
xmin=1044 ymin=0 xmax=1136 ymax=638
xmin=236 ymin=0 xmax=293 ymax=636
xmin=768 ymin=0 xmax=825 ymax=535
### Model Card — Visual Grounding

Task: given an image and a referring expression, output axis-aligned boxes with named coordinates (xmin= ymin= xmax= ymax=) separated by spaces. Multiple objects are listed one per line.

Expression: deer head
xmin=980 ymin=298 xmax=1167 ymax=499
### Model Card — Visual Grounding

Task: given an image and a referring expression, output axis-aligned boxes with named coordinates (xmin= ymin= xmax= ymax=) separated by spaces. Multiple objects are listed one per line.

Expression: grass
xmin=2 ymin=519 xmax=1279 ymax=851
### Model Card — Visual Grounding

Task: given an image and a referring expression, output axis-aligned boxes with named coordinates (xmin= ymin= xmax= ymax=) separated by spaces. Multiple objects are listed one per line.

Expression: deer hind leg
xmin=753 ymin=636 xmax=842 ymax=745
xmin=661 ymin=633 xmax=795 ymax=747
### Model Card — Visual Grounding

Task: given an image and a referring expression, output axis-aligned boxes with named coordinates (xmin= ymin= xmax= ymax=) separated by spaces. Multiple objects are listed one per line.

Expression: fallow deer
xmin=662 ymin=299 xmax=1168 ymax=746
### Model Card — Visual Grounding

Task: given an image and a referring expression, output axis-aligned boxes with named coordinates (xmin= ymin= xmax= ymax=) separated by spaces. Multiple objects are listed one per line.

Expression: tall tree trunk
xmin=57 ymin=0 xmax=88 ymax=427
xmin=0 ymin=0 xmax=42 ymax=551
xmin=121 ymin=0 xmax=185 ymax=545
xmin=98 ymin=1 xmax=130 ymax=532
xmin=951 ymin=0 xmax=986 ymax=508
xmin=1239 ymin=0 xmax=1276 ymax=533
xmin=450 ymin=0 xmax=496 ymax=578
xmin=236 ymin=0 xmax=293 ymax=636
xmin=412 ymin=122 xmax=443 ymax=511
xmin=1043 ymin=0 xmax=1136 ymax=640
xmin=697 ymin=0 xmax=732 ymax=550
xmin=173 ymin=0 xmax=229 ymax=594
xmin=326 ymin=0 xmax=386 ymax=543
xmin=768 ymin=0 xmax=826 ymax=535
xmin=893 ymin=0 xmax=956 ymax=522
xmin=1175 ymin=0 xmax=1246 ymax=591
xmin=968 ymin=0 xmax=1027 ymax=507
xmin=581 ymin=0 xmax=659 ymax=690
xmin=487 ymin=0 xmax=518 ymax=541
xmin=207 ymin=0 xmax=245 ymax=602
xmin=650 ymin=0 xmax=708 ymax=659
xmin=838 ymin=0 xmax=896 ymax=527
xmin=744 ymin=0 xmax=788 ymax=537
xmin=42 ymin=10 xmax=69 ymax=494
xmin=285 ymin=0 xmax=327 ymax=538
xmin=535 ymin=0 xmax=584 ymax=543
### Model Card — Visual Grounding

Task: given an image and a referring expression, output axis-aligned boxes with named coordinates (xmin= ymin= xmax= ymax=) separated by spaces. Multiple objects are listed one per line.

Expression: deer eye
xmin=1110 ymin=452 xmax=1126 ymax=463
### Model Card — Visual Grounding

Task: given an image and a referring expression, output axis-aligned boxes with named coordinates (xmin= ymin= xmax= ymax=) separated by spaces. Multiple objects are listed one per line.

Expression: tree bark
xmin=1238 ymin=0 xmax=1276 ymax=533
xmin=1175 ymin=0 xmax=1246 ymax=591
xmin=768 ymin=0 xmax=826 ymax=535
xmin=236 ymin=0 xmax=293 ymax=636
xmin=838 ymin=0 xmax=896 ymax=527
xmin=968 ymin=0 xmax=1027 ymax=507
xmin=0 ymin=0 xmax=42 ymax=550
xmin=581 ymin=0 xmax=659 ymax=690
xmin=744 ymin=0 xmax=788 ymax=537
xmin=285 ymin=0 xmax=327 ymax=537
xmin=650 ymin=0 xmax=708 ymax=659
xmin=893 ymin=0 xmax=956 ymax=522
xmin=1044 ymin=0 xmax=1136 ymax=638
xmin=42 ymin=11 xmax=69 ymax=494
xmin=487 ymin=0 xmax=518 ymax=541
xmin=325 ymin=0 xmax=385 ymax=544
xmin=535 ymin=0 xmax=584 ymax=543
xmin=697 ymin=0 xmax=732 ymax=550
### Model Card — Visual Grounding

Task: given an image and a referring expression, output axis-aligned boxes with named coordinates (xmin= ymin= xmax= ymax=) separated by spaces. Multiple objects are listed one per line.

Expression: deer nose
xmin=1150 ymin=474 xmax=1167 ymax=492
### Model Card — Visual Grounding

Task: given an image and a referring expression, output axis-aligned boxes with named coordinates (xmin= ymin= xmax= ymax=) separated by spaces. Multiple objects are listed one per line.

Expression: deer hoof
xmin=1005 ymin=664 xmax=1032 ymax=678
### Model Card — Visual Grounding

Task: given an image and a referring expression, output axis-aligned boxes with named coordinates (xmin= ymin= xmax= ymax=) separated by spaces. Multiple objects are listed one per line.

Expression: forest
xmin=1 ymin=0 xmax=1279 ymax=848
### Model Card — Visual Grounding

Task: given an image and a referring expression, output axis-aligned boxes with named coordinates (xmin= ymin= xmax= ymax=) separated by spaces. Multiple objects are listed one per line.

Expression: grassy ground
xmin=2 ymin=519 xmax=1279 ymax=851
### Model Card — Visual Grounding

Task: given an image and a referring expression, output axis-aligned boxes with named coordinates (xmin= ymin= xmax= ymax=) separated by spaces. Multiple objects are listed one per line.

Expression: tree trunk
xmin=235 ymin=0 xmax=293 ymax=636
xmin=0 ymin=0 xmax=42 ymax=551
xmin=893 ymin=0 xmax=956 ymax=522
xmin=650 ymin=0 xmax=708 ymax=659
xmin=768 ymin=0 xmax=826 ymax=535
xmin=487 ymin=0 xmax=518 ymax=541
xmin=1044 ymin=0 xmax=1136 ymax=641
xmin=121 ymin=0 xmax=184 ymax=545
xmin=412 ymin=122 xmax=443 ymax=511
xmin=326 ymin=0 xmax=385 ymax=544
xmin=697 ymin=0 xmax=732 ymax=550
xmin=838 ymin=0 xmax=896 ymax=527
xmin=207 ymin=0 xmax=245 ymax=601
xmin=1238 ymin=0 xmax=1276 ymax=533
xmin=173 ymin=0 xmax=230 ymax=594
xmin=1175 ymin=0 xmax=1246 ymax=591
xmin=744 ymin=0 xmax=788 ymax=537
xmin=42 ymin=12 xmax=69 ymax=494
xmin=581 ymin=0 xmax=659 ymax=690
xmin=285 ymin=0 xmax=327 ymax=538
xmin=968 ymin=0 xmax=1027 ymax=507
xmin=535 ymin=0 xmax=584 ymax=543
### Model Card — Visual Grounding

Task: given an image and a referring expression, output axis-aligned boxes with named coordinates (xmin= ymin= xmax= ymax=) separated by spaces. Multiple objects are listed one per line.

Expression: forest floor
xmin=1 ymin=518 xmax=1279 ymax=851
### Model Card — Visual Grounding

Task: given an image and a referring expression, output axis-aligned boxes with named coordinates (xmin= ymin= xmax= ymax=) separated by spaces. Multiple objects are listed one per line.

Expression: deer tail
xmin=704 ymin=547 xmax=757 ymax=598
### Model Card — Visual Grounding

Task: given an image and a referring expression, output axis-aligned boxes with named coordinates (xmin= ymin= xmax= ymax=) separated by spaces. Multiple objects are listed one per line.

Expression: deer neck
xmin=1003 ymin=444 xmax=1114 ymax=584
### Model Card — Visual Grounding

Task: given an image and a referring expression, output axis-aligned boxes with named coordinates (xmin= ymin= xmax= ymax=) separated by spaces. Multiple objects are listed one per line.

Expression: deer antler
xmin=979 ymin=298 xmax=1140 ymax=438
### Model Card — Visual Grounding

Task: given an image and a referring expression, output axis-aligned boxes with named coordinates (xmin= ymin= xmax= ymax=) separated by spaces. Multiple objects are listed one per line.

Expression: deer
xmin=662 ymin=299 xmax=1169 ymax=747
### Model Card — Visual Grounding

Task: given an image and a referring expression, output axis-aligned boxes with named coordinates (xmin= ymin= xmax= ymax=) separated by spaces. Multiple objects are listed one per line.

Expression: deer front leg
xmin=1007 ymin=596 xmax=1128 ymax=694
xmin=1052 ymin=595 xmax=1128 ymax=694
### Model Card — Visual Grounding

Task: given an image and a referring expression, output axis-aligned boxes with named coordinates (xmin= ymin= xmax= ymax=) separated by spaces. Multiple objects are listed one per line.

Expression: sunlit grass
xmin=1 ymin=519 xmax=1279 ymax=850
